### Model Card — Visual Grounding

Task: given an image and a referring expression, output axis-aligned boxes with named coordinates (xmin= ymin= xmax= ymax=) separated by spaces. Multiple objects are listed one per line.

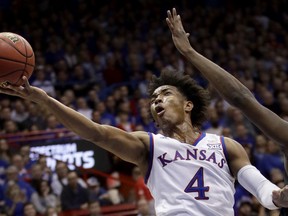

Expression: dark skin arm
xmin=166 ymin=8 xmax=288 ymax=170
xmin=0 ymin=78 xmax=150 ymax=174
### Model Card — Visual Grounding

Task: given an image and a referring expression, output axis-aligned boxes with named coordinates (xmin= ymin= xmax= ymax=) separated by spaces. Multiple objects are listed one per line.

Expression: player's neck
xmin=162 ymin=121 xmax=199 ymax=144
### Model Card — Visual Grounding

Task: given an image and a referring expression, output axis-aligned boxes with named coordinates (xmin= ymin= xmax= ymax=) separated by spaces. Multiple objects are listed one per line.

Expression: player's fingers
xmin=272 ymin=190 xmax=280 ymax=199
xmin=186 ymin=33 xmax=190 ymax=37
xmin=0 ymin=87 xmax=20 ymax=97
xmin=22 ymin=76 xmax=29 ymax=85
xmin=22 ymin=76 xmax=31 ymax=90
xmin=172 ymin=8 xmax=177 ymax=18
xmin=167 ymin=10 xmax=172 ymax=20
xmin=166 ymin=18 xmax=174 ymax=31
xmin=177 ymin=14 xmax=183 ymax=24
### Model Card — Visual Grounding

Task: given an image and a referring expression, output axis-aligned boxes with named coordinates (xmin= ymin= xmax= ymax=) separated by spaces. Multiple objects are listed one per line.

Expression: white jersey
xmin=145 ymin=132 xmax=235 ymax=216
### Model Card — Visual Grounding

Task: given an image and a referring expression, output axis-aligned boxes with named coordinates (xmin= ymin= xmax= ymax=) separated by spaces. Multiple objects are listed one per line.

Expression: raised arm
xmin=166 ymin=8 xmax=288 ymax=153
xmin=0 ymin=78 xmax=149 ymax=168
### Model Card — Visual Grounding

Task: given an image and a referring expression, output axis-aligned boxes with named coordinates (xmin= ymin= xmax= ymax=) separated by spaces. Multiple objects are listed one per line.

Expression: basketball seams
xmin=0 ymin=69 xmax=26 ymax=78
xmin=18 ymin=36 xmax=33 ymax=58
xmin=0 ymin=37 xmax=33 ymax=58
xmin=0 ymin=56 xmax=35 ymax=67
xmin=0 ymin=38 xmax=27 ymax=58
xmin=22 ymin=37 xmax=28 ymax=78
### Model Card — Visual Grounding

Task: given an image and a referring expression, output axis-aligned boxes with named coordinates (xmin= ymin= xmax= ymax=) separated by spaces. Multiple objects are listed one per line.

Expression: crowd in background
xmin=0 ymin=0 xmax=288 ymax=215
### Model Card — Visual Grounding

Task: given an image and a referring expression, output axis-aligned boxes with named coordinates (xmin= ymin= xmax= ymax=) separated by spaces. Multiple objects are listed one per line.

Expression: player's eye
xmin=164 ymin=91 xmax=171 ymax=96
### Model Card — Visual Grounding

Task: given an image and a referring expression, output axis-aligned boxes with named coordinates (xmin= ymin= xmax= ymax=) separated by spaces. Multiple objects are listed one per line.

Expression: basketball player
xmin=1 ymin=72 xmax=288 ymax=215
xmin=166 ymin=8 xmax=288 ymax=215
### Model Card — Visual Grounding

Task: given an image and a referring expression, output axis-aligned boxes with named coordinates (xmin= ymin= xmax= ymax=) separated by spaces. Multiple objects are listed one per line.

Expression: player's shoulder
xmin=130 ymin=131 xmax=150 ymax=143
xmin=130 ymin=130 xmax=150 ymax=136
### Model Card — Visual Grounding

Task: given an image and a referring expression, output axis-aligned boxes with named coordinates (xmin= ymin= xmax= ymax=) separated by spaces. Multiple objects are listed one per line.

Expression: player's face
xmin=150 ymin=85 xmax=190 ymax=128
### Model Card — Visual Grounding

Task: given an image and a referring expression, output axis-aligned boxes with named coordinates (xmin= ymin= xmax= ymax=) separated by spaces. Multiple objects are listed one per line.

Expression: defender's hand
xmin=273 ymin=185 xmax=288 ymax=208
xmin=166 ymin=8 xmax=192 ymax=54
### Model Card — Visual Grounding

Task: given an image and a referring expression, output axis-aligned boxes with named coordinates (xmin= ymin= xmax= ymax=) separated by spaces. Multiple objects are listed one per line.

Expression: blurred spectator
xmin=270 ymin=168 xmax=285 ymax=188
xmin=59 ymin=89 xmax=76 ymax=108
xmin=213 ymin=98 xmax=229 ymax=126
xmin=32 ymin=180 xmax=60 ymax=215
xmin=31 ymin=68 xmax=56 ymax=98
xmin=234 ymin=124 xmax=255 ymax=148
xmin=2 ymin=120 xmax=19 ymax=134
xmin=237 ymin=200 xmax=254 ymax=216
xmin=0 ymin=139 xmax=10 ymax=163
xmin=221 ymin=127 xmax=233 ymax=138
xmin=45 ymin=115 xmax=64 ymax=131
xmin=87 ymin=177 xmax=112 ymax=206
xmin=20 ymin=145 xmax=36 ymax=170
xmin=138 ymin=70 xmax=153 ymax=98
xmin=38 ymin=156 xmax=52 ymax=182
xmin=104 ymin=95 xmax=117 ymax=117
xmin=45 ymin=206 xmax=59 ymax=216
xmin=103 ymin=54 xmax=124 ymax=86
xmin=29 ymin=163 xmax=51 ymax=192
xmin=0 ymin=107 xmax=12 ymax=131
xmin=116 ymin=111 xmax=136 ymax=132
xmin=91 ymin=55 xmax=106 ymax=87
xmin=79 ymin=50 xmax=95 ymax=83
xmin=60 ymin=171 xmax=89 ymax=211
xmin=106 ymin=172 xmax=123 ymax=205
xmin=224 ymin=108 xmax=256 ymax=138
xmin=22 ymin=103 xmax=46 ymax=131
xmin=4 ymin=166 xmax=35 ymax=203
xmin=87 ymin=89 xmax=100 ymax=110
xmin=11 ymin=154 xmax=29 ymax=181
xmin=71 ymin=64 xmax=92 ymax=96
xmin=136 ymin=198 xmax=151 ymax=216
xmin=5 ymin=182 xmax=27 ymax=216
xmin=63 ymin=44 xmax=78 ymax=69
xmin=91 ymin=110 xmax=102 ymax=124
xmin=23 ymin=202 xmax=37 ymax=216
xmin=88 ymin=200 xmax=103 ymax=216
xmin=135 ymin=107 xmax=157 ymax=134
xmin=0 ymin=139 xmax=10 ymax=181
xmin=204 ymin=108 xmax=223 ymax=135
xmin=51 ymin=162 xmax=86 ymax=197
xmin=96 ymin=102 xmax=116 ymax=126
xmin=260 ymin=89 xmax=281 ymax=115
xmin=257 ymin=139 xmax=285 ymax=178
xmin=132 ymin=166 xmax=155 ymax=215
xmin=76 ymin=97 xmax=92 ymax=119
xmin=10 ymin=99 xmax=29 ymax=130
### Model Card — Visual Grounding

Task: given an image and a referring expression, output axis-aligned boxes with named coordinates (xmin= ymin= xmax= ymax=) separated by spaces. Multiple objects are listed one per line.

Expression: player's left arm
xmin=224 ymin=137 xmax=288 ymax=209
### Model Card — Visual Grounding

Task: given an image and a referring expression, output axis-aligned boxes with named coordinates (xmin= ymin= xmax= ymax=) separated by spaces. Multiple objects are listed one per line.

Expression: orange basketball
xmin=0 ymin=32 xmax=35 ymax=86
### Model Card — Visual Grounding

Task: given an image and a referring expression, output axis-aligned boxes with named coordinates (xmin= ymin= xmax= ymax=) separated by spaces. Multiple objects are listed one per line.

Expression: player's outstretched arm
xmin=166 ymin=8 xmax=288 ymax=151
xmin=225 ymin=137 xmax=287 ymax=209
xmin=0 ymin=77 xmax=148 ymax=166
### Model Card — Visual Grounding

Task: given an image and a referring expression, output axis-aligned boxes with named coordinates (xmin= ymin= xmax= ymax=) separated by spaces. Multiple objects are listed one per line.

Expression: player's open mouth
xmin=155 ymin=106 xmax=165 ymax=116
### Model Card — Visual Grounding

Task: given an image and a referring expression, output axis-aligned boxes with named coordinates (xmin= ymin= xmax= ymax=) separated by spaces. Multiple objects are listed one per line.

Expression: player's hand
xmin=166 ymin=8 xmax=192 ymax=55
xmin=272 ymin=185 xmax=288 ymax=208
xmin=0 ymin=76 xmax=47 ymax=103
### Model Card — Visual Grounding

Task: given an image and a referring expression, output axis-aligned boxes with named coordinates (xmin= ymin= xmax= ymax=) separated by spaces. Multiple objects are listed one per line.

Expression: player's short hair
xmin=148 ymin=69 xmax=210 ymax=128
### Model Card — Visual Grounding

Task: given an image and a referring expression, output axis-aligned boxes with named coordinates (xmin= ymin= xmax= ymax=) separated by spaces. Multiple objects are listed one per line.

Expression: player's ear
xmin=185 ymin=101 xmax=193 ymax=112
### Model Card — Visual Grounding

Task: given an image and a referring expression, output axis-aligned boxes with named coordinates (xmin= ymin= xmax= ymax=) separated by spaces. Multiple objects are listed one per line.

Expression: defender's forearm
xmin=183 ymin=48 xmax=255 ymax=108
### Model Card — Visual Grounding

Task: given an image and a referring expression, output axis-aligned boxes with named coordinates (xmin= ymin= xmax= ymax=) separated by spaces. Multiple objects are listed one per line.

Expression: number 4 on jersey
xmin=184 ymin=167 xmax=209 ymax=200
